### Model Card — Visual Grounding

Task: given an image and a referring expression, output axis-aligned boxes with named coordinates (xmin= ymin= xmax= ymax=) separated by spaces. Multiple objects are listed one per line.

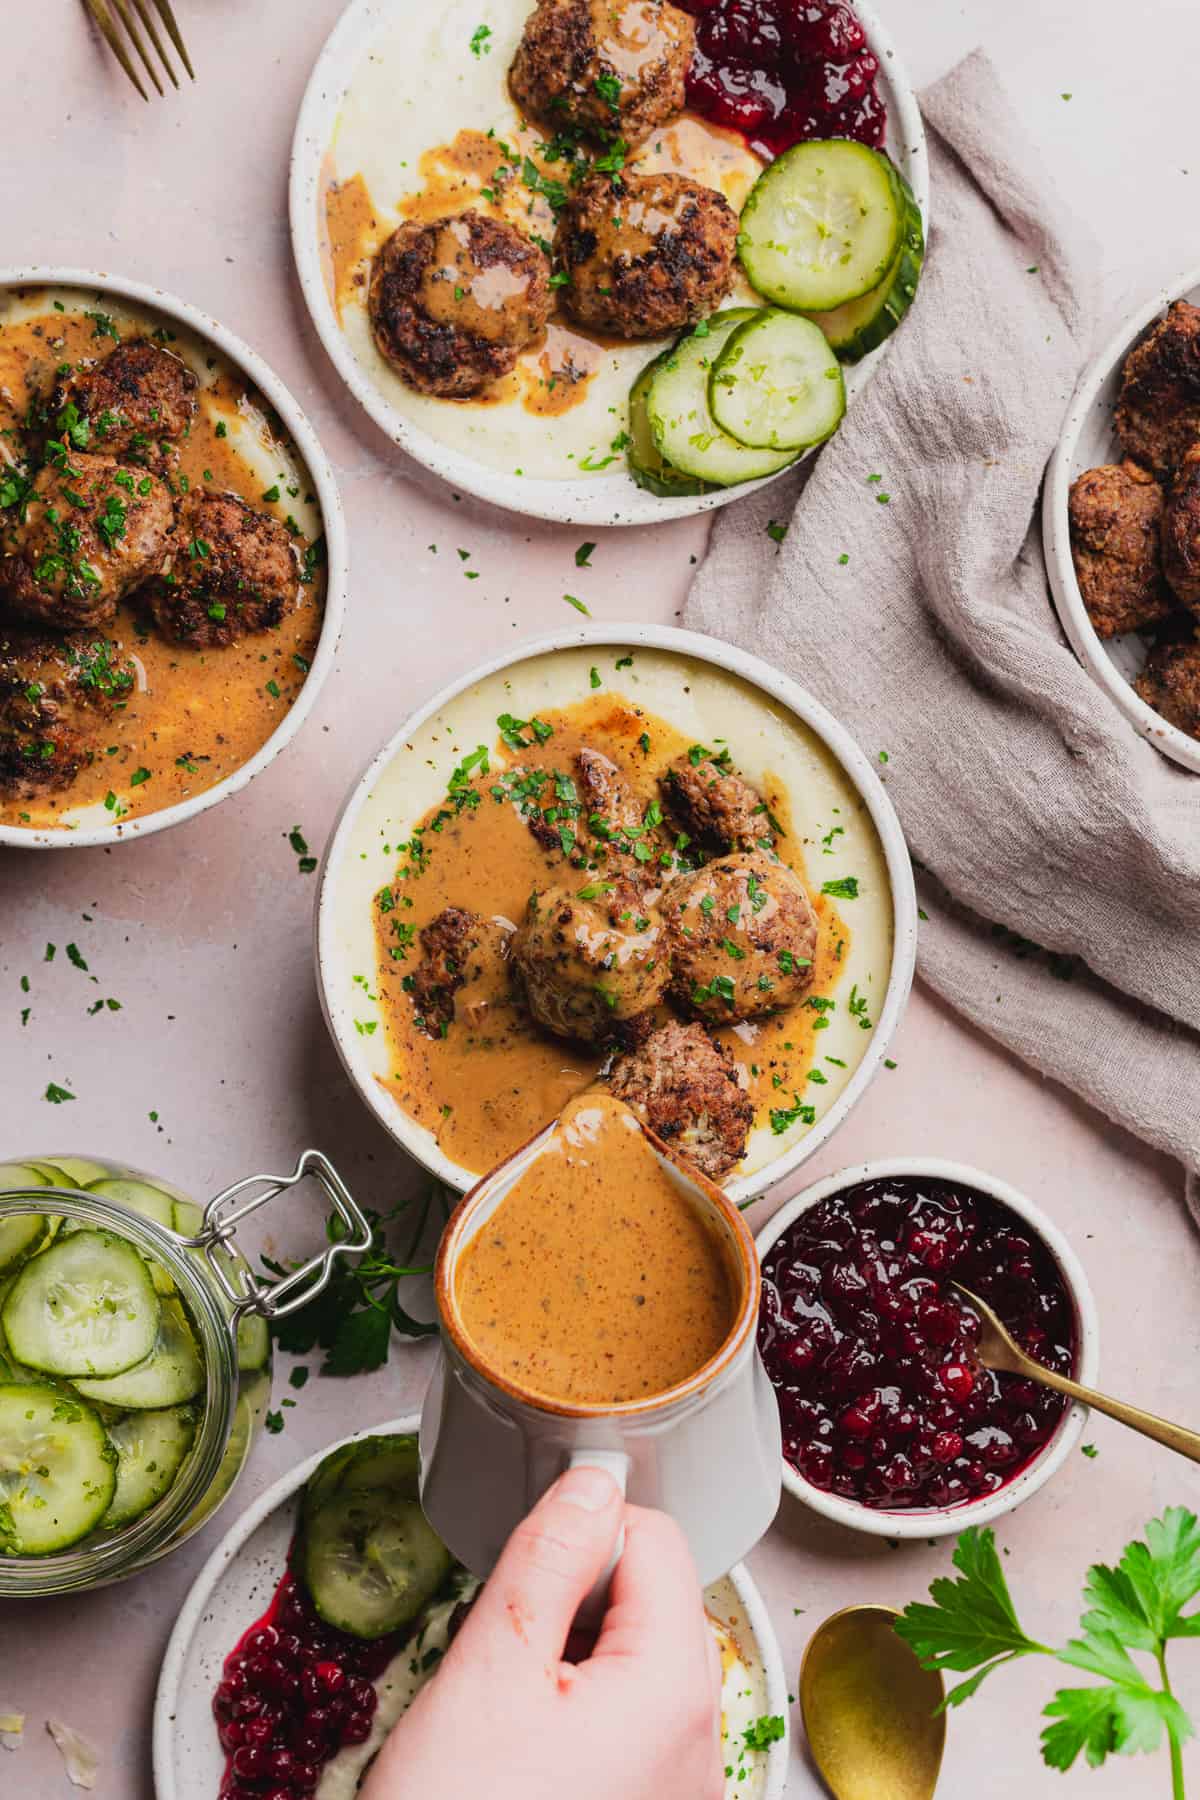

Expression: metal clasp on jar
xmin=175 ymin=1149 xmax=372 ymax=1322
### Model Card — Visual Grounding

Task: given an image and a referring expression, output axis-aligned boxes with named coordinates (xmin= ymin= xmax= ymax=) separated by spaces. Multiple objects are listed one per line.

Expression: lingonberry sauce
xmin=758 ymin=1177 xmax=1077 ymax=1511
xmin=677 ymin=0 xmax=886 ymax=161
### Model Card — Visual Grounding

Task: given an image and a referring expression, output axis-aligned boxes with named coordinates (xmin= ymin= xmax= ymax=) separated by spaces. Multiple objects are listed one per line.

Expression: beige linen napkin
xmin=684 ymin=50 xmax=1200 ymax=1178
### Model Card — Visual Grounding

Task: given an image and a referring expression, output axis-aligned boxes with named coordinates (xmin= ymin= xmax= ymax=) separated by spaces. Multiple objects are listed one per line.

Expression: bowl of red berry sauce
xmin=755 ymin=1160 xmax=1099 ymax=1536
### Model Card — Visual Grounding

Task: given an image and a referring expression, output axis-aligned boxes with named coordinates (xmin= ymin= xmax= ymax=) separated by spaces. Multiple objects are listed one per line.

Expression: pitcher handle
xmin=567 ymin=1448 xmax=630 ymax=1628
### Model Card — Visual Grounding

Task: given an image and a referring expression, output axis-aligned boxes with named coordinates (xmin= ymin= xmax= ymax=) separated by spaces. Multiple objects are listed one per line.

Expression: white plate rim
xmin=287 ymin=0 xmax=929 ymax=527
xmin=314 ymin=618 xmax=918 ymax=1206
xmin=0 ymin=265 xmax=347 ymax=850
xmin=152 ymin=1410 xmax=790 ymax=1800
xmin=1042 ymin=262 xmax=1200 ymax=777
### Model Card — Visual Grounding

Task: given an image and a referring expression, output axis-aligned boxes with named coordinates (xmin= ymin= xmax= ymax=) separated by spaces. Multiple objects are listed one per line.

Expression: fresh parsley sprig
xmin=895 ymin=1515 xmax=1200 ymax=1797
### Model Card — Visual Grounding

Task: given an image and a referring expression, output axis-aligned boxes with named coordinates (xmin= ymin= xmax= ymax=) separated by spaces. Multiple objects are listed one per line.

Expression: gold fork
xmin=83 ymin=0 xmax=195 ymax=100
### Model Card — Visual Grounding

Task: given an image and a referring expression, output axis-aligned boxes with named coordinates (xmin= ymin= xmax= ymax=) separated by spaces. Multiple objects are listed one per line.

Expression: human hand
xmin=360 ymin=1466 xmax=724 ymax=1800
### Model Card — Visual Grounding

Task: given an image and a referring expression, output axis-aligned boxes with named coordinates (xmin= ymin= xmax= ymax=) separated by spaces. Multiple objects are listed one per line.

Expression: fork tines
xmin=84 ymin=0 xmax=195 ymax=101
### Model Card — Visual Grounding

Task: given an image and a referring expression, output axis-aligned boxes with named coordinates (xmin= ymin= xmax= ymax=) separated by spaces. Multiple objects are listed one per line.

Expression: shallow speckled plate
xmin=1042 ymin=266 xmax=1200 ymax=776
xmin=153 ymin=1414 xmax=790 ymax=1800
xmin=288 ymin=0 xmax=928 ymax=526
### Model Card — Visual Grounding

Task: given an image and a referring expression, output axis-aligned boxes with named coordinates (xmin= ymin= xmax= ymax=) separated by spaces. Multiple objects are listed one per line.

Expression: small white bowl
xmin=1043 ymin=265 xmax=1200 ymax=777
xmin=754 ymin=1156 xmax=1100 ymax=1539
xmin=0 ymin=266 xmax=346 ymax=850
xmin=315 ymin=621 xmax=917 ymax=1205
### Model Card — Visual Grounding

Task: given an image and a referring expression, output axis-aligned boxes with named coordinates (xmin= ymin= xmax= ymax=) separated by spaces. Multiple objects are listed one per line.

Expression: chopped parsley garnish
xmin=822 ymin=876 xmax=860 ymax=899
xmin=469 ymin=22 xmax=492 ymax=55
xmin=44 ymin=1082 xmax=76 ymax=1104
xmin=497 ymin=712 xmax=553 ymax=751
xmin=575 ymin=541 xmax=596 ymax=567
xmin=769 ymin=1094 xmax=815 ymax=1134
xmin=562 ymin=593 xmax=590 ymax=614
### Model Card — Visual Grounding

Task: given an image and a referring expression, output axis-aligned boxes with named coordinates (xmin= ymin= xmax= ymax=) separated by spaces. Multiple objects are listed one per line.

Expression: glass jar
xmin=0 ymin=1148 xmax=369 ymax=1596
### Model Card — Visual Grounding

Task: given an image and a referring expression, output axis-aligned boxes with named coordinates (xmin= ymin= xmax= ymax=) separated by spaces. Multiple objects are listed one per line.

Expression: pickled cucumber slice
xmin=72 ymin=1296 xmax=203 ymax=1409
xmin=709 ymin=309 xmax=845 ymax=451
xmin=0 ymin=1164 xmax=50 ymax=1274
xmin=737 ymin=140 xmax=905 ymax=312
xmin=2 ymin=1232 xmax=160 ymax=1378
xmin=87 ymin=1179 xmax=175 ymax=1230
xmin=101 ymin=1404 xmax=197 ymax=1529
xmin=0 ymin=1384 xmax=117 ymax=1554
xmin=35 ymin=1158 xmax=111 ymax=1189
xmin=647 ymin=312 xmax=798 ymax=487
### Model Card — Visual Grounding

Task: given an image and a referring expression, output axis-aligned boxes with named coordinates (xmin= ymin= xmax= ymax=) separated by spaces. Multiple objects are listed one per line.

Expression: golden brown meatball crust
xmin=369 ymin=212 xmax=552 ymax=398
xmin=0 ymin=623 xmax=136 ymax=795
xmin=50 ymin=338 xmax=197 ymax=468
xmin=0 ymin=451 xmax=173 ymax=629
xmin=665 ymin=850 xmax=818 ymax=1024
xmin=1134 ymin=636 xmax=1200 ymax=740
xmin=608 ymin=1018 xmax=752 ymax=1180
xmin=408 ymin=907 xmax=484 ymax=1037
xmin=556 ymin=172 xmax=737 ymax=338
xmin=661 ymin=750 xmax=775 ymax=851
xmin=513 ymin=881 xmax=668 ymax=1043
xmin=146 ymin=490 xmax=299 ymax=649
xmin=1067 ymin=461 xmax=1174 ymax=639
xmin=1161 ymin=442 xmax=1200 ymax=612
xmin=1115 ymin=300 xmax=1200 ymax=480
xmin=510 ymin=0 xmax=694 ymax=147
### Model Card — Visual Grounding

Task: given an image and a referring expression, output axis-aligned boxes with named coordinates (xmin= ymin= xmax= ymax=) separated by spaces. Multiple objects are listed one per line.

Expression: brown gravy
xmin=454 ymin=1092 xmax=740 ymax=1405
xmin=0 ymin=298 xmax=325 ymax=832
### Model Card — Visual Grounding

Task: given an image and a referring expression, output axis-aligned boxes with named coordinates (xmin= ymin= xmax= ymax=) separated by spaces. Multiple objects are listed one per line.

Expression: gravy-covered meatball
xmin=0 ymin=451 xmax=173 ymax=629
xmin=0 ymin=624 xmax=136 ymax=794
xmin=665 ymin=851 xmax=818 ymax=1024
xmin=512 ymin=881 xmax=668 ymax=1043
xmin=146 ymin=491 xmax=299 ymax=648
xmin=1134 ymin=636 xmax=1200 ymax=740
xmin=1115 ymin=300 xmax=1200 ymax=480
xmin=510 ymin=0 xmax=694 ymax=146
xmin=369 ymin=212 xmax=552 ymax=398
xmin=1067 ymin=461 xmax=1174 ymax=638
xmin=661 ymin=749 xmax=775 ymax=851
xmin=1162 ymin=443 xmax=1200 ymax=612
xmin=50 ymin=338 xmax=197 ymax=467
xmin=556 ymin=172 xmax=737 ymax=338
xmin=608 ymin=1018 xmax=752 ymax=1179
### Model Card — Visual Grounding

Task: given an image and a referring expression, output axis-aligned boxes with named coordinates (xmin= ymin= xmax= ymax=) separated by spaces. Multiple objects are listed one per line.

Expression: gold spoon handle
xmin=1026 ymin=1365 xmax=1200 ymax=1463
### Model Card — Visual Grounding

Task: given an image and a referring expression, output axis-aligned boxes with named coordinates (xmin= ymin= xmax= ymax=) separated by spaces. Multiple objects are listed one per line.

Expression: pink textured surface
xmin=1 ymin=2 xmax=1198 ymax=1796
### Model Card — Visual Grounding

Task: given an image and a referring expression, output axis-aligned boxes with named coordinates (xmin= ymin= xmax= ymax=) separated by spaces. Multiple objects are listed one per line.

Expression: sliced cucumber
xmin=236 ymin=1312 xmax=270 ymax=1374
xmin=171 ymin=1200 xmax=205 ymax=1237
xmin=302 ymin=1435 xmax=452 ymax=1639
xmin=738 ymin=140 xmax=905 ymax=313
xmin=0 ymin=1383 xmax=117 ymax=1554
xmin=0 ymin=1164 xmax=51 ymax=1275
xmin=805 ymin=180 xmax=924 ymax=363
xmin=709 ymin=309 xmax=846 ymax=451
xmin=303 ymin=1435 xmax=422 ymax=1523
xmin=2 ymin=1232 xmax=160 ymax=1378
xmin=101 ymin=1404 xmax=197 ymax=1530
xmin=73 ymin=1295 xmax=203 ymax=1408
xmin=647 ymin=312 xmax=798 ymax=487
xmin=87 ymin=1178 xmax=176 ymax=1230
xmin=35 ymin=1157 xmax=112 ymax=1189
xmin=627 ymin=354 xmax=714 ymax=498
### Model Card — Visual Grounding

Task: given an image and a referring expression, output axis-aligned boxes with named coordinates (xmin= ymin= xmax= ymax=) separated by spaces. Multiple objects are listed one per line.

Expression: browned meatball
xmin=665 ymin=851 xmax=818 ymax=1024
xmin=0 ymin=452 xmax=173 ymax=629
xmin=661 ymin=749 xmax=775 ymax=851
xmin=556 ymin=172 xmax=737 ymax=338
xmin=1067 ymin=461 xmax=1174 ymax=639
xmin=145 ymin=491 xmax=299 ymax=648
xmin=369 ymin=213 xmax=552 ymax=399
xmin=0 ymin=623 xmax=136 ymax=795
xmin=1162 ymin=442 xmax=1200 ymax=612
xmin=1134 ymin=636 xmax=1200 ymax=740
xmin=608 ymin=1019 xmax=752 ymax=1180
xmin=512 ymin=881 xmax=668 ymax=1042
xmin=510 ymin=0 xmax=694 ymax=146
xmin=49 ymin=338 xmax=196 ymax=468
xmin=406 ymin=907 xmax=485 ymax=1037
xmin=1115 ymin=300 xmax=1200 ymax=480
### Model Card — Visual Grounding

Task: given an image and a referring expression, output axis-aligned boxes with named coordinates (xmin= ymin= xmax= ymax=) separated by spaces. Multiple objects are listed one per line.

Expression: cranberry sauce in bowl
xmin=757 ymin=1166 xmax=1090 ymax=1530
xmin=677 ymin=0 xmax=885 ymax=161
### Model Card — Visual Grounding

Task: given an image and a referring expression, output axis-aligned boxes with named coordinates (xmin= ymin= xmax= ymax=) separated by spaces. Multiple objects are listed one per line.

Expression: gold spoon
xmin=952 ymin=1281 xmax=1200 ymax=1463
xmin=800 ymin=1604 xmax=946 ymax=1800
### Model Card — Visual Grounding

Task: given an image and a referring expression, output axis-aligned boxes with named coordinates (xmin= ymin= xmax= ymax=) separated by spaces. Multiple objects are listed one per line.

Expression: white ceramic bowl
xmin=1043 ymin=265 xmax=1200 ymax=776
xmin=288 ymin=0 xmax=928 ymax=526
xmin=755 ymin=1156 xmax=1100 ymax=1539
xmin=0 ymin=267 xmax=346 ymax=850
xmin=153 ymin=1412 xmax=790 ymax=1800
xmin=316 ymin=621 xmax=917 ymax=1205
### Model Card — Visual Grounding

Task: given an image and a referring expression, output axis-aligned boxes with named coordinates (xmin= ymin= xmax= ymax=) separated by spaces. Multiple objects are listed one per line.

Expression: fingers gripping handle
xmin=568 ymin=1448 xmax=630 ymax=1627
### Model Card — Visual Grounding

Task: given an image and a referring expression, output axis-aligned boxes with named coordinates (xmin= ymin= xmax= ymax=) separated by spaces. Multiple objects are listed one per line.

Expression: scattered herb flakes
xmin=129 ymin=767 xmax=151 ymax=787
xmin=769 ymin=1093 xmax=816 ymax=1134
xmin=469 ymin=22 xmax=492 ymax=55
xmin=742 ymin=1715 xmax=785 ymax=1753
xmin=1080 ymin=1443 xmax=1098 ymax=1459
xmin=918 ymin=907 xmax=930 ymax=922
xmin=884 ymin=1057 xmax=898 ymax=1070
xmin=288 ymin=824 xmax=318 ymax=875
xmin=574 ymin=541 xmax=596 ymax=567
xmin=838 ymin=551 xmax=849 ymax=564
xmin=878 ymin=749 xmax=890 ymax=763
xmin=66 ymin=942 xmax=89 ymax=972
xmin=822 ymin=876 xmax=860 ymax=899
xmin=44 ymin=943 xmax=56 ymax=962
xmin=45 ymin=1083 xmax=75 ymax=1104
xmin=264 ymin=1409 xmax=285 ymax=1435
xmin=563 ymin=593 xmax=590 ymax=614
xmin=765 ymin=519 xmax=787 ymax=545
xmin=289 ymin=1365 xmax=310 ymax=1390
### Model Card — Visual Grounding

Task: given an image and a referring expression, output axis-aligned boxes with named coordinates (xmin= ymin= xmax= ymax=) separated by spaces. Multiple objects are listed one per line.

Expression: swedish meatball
xmin=661 ymin=750 xmax=775 ymax=851
xmin=0 ymin=624 xmax=136 ymax=795
xmin=1134 ymin=636 xmax=1200 ymax=740
xmin=1162 ymin=443 xmax=1200 ymax=612
xmin=406 ymin=907 xmax=485 ymax=1037
xmin=510 ymin=0 xmax=694 ymax=146
xmin=1067 ymin=461 xmax=1174 ymax=638
xmin=369 ymin=213 xmax=552 ymax=399
xmin=556 ymin=172 xmax=737 ymax=338
xmin=145 ymin=491 xmax=299 ymax=648
xmin=0 ymin=452 xmax=172 ymax=629
xmin=50 ymin=338 xmax=196 ymax=467
xmin=665 ymin=851 xmax=817 ymax=1024
xmin=608 ymin=1018 xmax=752 ymax=1180
xmin=1115 ymin=300 xmax=1200 ymax=479
xmin=512 ymin=882 xmax=668 ymax=1042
